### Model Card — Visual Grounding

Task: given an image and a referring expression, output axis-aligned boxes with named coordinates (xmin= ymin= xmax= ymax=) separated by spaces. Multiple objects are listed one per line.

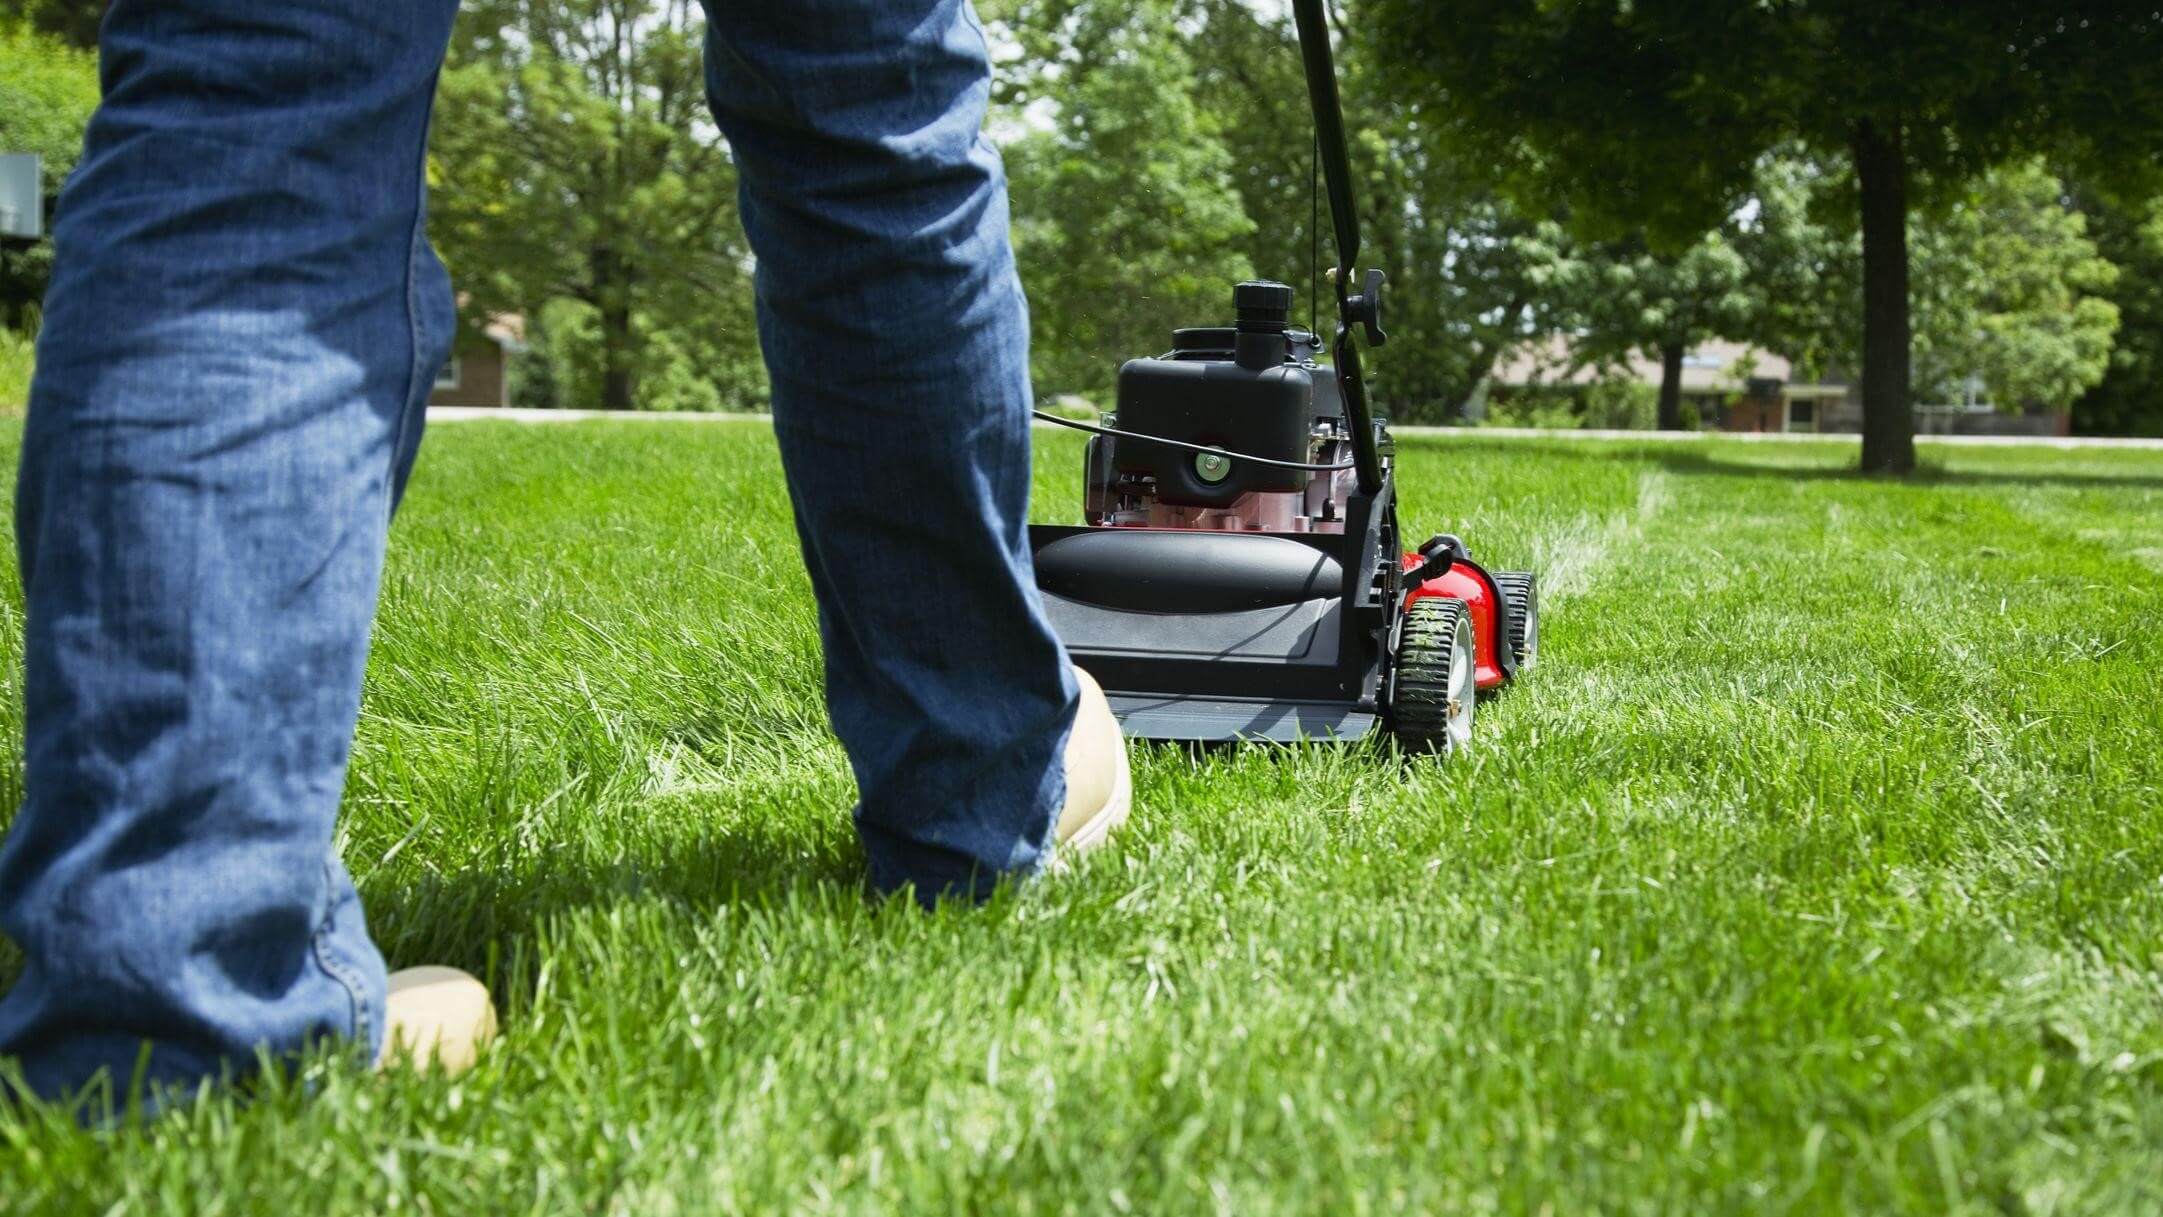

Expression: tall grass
xmin=0 ymin=423 xmax=2159 ymax=1213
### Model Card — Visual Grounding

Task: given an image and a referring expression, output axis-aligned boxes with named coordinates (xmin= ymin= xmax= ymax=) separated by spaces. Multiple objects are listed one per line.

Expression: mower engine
xmin=1083 ymin=281 xmax=1358 ymax=535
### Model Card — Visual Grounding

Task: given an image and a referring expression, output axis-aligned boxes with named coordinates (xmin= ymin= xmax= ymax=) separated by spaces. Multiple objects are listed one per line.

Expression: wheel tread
xmin=1393 ymin=597 xmax=1471 ymax=751
xmin=1493 ymin=570 xmax=1538 ymax=672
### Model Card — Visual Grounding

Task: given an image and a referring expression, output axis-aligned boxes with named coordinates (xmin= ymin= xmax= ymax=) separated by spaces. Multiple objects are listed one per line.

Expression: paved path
xmin=426 ymin=407 xmax=2163 ymax=449
xmin=1389 ymin=425 xmax=2163 ymax=449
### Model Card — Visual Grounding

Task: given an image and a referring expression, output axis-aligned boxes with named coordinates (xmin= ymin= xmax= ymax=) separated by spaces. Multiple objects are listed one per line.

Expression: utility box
xmin=0 ymin=154 xmax=44 ymax=240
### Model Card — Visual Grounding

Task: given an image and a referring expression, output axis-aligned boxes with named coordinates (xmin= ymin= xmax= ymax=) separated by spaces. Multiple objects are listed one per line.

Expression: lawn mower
xmin=1026 ymin=0 xmax=1537 ymax=750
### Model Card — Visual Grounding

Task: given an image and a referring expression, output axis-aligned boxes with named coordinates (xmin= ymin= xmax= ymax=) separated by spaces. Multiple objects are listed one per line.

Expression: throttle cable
xmin=1030 ymin=410 xmax=1358 ymax=474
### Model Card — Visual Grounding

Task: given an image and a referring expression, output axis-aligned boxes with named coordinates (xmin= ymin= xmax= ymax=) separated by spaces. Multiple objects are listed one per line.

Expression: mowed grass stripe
xmin=0 ymin=422 xmax=2157 ymax=1215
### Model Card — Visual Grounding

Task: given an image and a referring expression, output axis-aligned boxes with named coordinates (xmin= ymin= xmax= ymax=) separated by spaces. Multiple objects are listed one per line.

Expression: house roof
xmin=481 ymin=313 xmax=526 ymax=352
xmin=1490 ymin=335 xmax=1793 ymax=393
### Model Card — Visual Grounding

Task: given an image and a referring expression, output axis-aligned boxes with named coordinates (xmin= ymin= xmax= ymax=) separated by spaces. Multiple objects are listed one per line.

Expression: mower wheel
xmin=1392 ymin=596 xmax=1476 ymax=754
xmin=1493 ymin=570 xmax=1539 ymax=672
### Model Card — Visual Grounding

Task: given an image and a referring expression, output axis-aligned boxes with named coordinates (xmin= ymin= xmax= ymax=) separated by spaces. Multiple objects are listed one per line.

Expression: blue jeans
xmin=0 ymin=0 xmax=1074 ymax=1101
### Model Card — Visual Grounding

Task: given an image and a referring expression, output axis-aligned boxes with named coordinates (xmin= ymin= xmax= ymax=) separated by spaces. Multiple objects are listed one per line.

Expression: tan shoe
xmin=1053 ymin=665 xmax=1132 ymax=857
xmin=376 ymin=966 xmax=497 ymax=1074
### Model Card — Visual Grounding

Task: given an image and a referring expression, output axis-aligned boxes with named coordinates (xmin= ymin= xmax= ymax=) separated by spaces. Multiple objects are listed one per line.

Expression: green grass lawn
xmin=1 ymin=422 xmax=2160 ymax=1214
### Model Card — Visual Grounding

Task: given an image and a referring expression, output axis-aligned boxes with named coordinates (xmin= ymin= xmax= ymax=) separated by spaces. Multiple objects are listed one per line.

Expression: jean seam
xmin=386 ymin=67 xmax=446 ymax=523
xmin=310 ymin=862 xmax=373 ymax=1052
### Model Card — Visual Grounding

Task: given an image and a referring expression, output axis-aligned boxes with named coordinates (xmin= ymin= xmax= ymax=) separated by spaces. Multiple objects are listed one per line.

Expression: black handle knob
xmin=1348 ymin=268 xmax=1387 ymax=347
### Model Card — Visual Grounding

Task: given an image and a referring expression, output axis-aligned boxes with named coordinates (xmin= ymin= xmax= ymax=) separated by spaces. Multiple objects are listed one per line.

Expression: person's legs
xmin=0 ymin=0 xmax=461 ymax=1101
xmin=699 ymin=0 xmax=1079 ymax=900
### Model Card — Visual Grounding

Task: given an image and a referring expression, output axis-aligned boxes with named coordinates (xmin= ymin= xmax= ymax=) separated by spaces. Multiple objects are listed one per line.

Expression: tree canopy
xmin=989 ymin=0 xmax=1255 ymax=399
xmin=1909 ymin=162 xmax=2120 ymax=411
xmin=3 ymin=0 xmax=2159 ymax=437
xmin=1529 ymin=224 xmax=1753 ymax=430
xmin=1366 ymin=0 xmax=2163 ymax=468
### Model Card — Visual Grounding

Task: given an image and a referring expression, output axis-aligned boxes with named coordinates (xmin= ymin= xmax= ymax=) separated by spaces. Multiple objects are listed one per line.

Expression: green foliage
xmin=1751 ymin=158 xmax=2124 ymax=411
xmin=1911 ymin=162 xmax=2119 ymax=409
xmin=2071 ymin=193 xmax=2163 ymax=436
xmin=1581 ymin=377 xmax=1660 ymax=431
xmin=1733 ymin=153 xmax=1854 ymax=381
xmin=1533 ymin=228 xmax=1754 ymax=360
xmin=0 ymin=22 xmax=98 ymax=327
xmin=0 ymin=23 xmax=95 ymax=180
xmin=1364 ymin=0 xmax=2163 ymax=466
xmin=518 ymin=299 xmax=606 ymax=412
xmin=1346 ymin=84 xmax=1560 ymax=418
xmin=1181 ymin=0 xmax=1318 ymax=301
xmin=1522 ymin=219 xmax=1752 ymax=426
xmin=991 ymin=0 xmax=1573 ymax=423
xmin=1366 ymin=1 xmax=2163 ymax=247
xmin=1184 ymin=1 xmax=1565 ymax=423
xmin=1477 ymin=389 xmax=1580 ymax=431
xmin=992 ymin=0 xmax=1255 ymax=399
xmin=2 ymin=0 xmax=2151 ymax=436
xmin=1481 ymin=377 xmax=1656 ymax=430
xmin=1476 ymin=153 xmax=1843 ymax=430
xmin=429 ymin=0 xmax=761 ymax=411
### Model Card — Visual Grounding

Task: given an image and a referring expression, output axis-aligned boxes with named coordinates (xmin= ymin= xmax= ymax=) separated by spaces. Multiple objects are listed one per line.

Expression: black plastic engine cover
xmin=1114 ymin=357 xmax=1313 ymax=507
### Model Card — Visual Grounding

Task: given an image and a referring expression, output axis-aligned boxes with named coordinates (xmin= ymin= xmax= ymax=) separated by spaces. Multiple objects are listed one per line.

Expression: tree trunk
xmin=1452 ymin=297 xmax=1530 ymax=421
xmin=1657 ymin=341 xmax=1685 ymax=431
xmin=1850 ymin=119 xmax=1915 ymax=474
xmin=601 ymin=299 xmax=634 ymax=412
xmin=593 ymin=243 xmax=635 ymax=411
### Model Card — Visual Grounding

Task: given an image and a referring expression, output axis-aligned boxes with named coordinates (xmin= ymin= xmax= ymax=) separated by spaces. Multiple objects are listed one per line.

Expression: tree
xmin=1908 ymin=162 xmax=2119 ymax=411
xmin=1732 ymin=153 xmax=1852 ymax=384
xmin=2069 ymin=192 xmax=2163 ymax=436
xmin=1747 ymin=157 xmax=2123 ymax=416
xmin=0 ymin=21 xmax=99 ymax=328
xmin=986 ymin=0 xmax=1564 ymax=418
xmin=1171 ymin=0 xmax=1569 ymax=422
xmin=1530 ymin=226 xmax=1754 ymax=430
xmin=428 ymin=0 xmax=759 ymax=410
xmin=1501 ymin=152 xmax=1857 ymax=431
xmin=1366 ymin=0 xmax=2163 ymax=471
xmin=987 ymin=0 xmax=1255 ymax=399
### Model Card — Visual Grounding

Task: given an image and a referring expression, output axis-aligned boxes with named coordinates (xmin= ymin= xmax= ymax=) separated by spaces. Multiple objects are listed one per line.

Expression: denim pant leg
xmin=0 ymin=0 xmax=459 ymax=1100
xmin=701 ymin=0 xmax=1076 ymax=900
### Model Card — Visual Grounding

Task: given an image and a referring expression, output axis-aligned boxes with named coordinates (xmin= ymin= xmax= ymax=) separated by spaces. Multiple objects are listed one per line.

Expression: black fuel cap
xmin=1234 ymin=280 xmax=1293 ymax=332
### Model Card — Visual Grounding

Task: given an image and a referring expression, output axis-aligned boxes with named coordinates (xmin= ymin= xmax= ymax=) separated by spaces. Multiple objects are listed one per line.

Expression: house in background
xmin=1485 ymin=335 xmax=2070 ymax=436
xmin=429 ymin=314 xmax=525 ymax=408
xmin=1486 ymin=336 xmax=1847 ymax=432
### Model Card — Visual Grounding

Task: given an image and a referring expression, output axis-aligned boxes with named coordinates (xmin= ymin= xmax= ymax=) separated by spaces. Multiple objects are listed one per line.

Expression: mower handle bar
xmin=1291 ymin=0 xmax=1386 ymax=496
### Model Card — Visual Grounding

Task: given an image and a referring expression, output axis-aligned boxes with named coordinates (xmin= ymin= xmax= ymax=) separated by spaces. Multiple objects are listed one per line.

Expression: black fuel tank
xmin=1113 ymin=357 xmax=1314 ymax=508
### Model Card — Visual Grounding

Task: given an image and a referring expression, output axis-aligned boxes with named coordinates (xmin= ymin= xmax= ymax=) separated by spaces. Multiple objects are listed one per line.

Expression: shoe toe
xmin=379 ymin=966 xmax=497 ymax=1074
xmin=1055 ymin=666 xmax=1132 ymax=853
